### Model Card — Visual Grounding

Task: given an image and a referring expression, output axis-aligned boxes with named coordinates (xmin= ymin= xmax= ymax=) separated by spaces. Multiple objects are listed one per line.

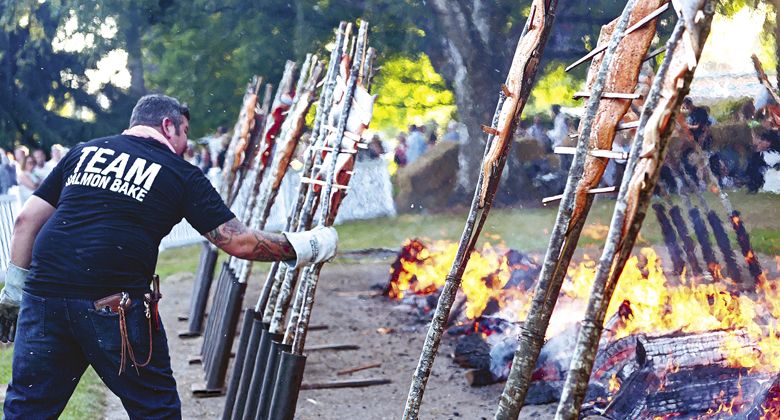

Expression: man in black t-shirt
xmin=0 ymin=94 xmax=337 ymax=419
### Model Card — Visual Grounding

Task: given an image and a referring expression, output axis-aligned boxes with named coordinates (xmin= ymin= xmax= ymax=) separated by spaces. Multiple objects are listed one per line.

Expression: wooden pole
xmin=495 ymin=1 xmax=652 ymax=418
xmin=391 ymin=2 xmax=559 ymax=418
xmin=555 ymin=4 xmax=715 ymax=417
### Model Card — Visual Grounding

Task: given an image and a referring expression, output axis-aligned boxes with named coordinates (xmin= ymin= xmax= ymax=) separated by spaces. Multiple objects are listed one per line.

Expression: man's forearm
xmin=206 ymin=218 xmax=296 ymax=261
xmin=9 ymin=229 xmax=35 ymax=269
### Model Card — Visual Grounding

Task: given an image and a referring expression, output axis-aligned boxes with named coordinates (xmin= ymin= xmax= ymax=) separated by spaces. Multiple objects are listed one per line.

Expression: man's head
xmin=129 ymin=94 xmax=191 ymax=155
xmin=681 ymin=97 xmax=694 ymax=114
xmin=551 ymin=104 xmax=561 ymax=116
xmin=32 ymin=149 xmax=46 ymax=167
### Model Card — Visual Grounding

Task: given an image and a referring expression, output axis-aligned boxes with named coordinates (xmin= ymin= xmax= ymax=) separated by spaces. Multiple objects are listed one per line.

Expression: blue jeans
xmin=3 ymin=291 xmax=181 ymax=419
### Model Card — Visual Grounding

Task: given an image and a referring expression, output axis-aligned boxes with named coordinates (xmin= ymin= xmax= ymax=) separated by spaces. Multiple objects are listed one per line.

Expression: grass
xmin=335 ymin=190 xmax=780 ymax=256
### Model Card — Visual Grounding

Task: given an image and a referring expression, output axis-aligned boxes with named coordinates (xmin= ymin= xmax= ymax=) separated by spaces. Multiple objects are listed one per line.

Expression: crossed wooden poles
xmin=402 ymin=1 xmax=725 ymax=419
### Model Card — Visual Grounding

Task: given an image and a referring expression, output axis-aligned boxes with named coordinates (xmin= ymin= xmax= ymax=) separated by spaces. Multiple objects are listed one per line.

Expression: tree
xmin=0 ymin=0 xmax=170 ymax=151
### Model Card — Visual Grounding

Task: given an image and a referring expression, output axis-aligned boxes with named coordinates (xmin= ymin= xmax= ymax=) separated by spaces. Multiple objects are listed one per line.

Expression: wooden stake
xmin=399 ymin=1 xmax=560 ymax=419
xmin=300 ymin=378 xmax=391 ymax=390
xmin=337 ymin=362 xmax=381 ymax=376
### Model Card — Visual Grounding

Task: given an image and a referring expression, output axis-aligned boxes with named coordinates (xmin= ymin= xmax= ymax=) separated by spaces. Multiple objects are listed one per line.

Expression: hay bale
xmin=710 ymin=122 xmax=752 ymax=150
xmin=394 ymin=141 xmax=459 ymax=213
xmin=513 ymin=138 xmax=547 ymax=162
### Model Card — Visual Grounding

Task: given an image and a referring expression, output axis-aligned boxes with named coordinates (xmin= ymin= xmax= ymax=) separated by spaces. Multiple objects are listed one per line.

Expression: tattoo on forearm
xmin=206 ymin=218 xmax=247 ymax=247
xmin=249 ymin=232 xmax=296 ymax=262
xmin=206 ymin=217 xmax=295 ymax=261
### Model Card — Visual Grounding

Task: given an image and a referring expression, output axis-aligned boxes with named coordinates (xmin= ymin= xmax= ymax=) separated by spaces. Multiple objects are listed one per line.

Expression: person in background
xmin=44 ymin=144 xmax=66 ymax=173
xmin=0 ymin=149 xmax=14 ymax=195
xmin=393 ymin=132 xmax=408 ymax=167
xmin=32 ymin=149 xmax=50 ymax=179
xmin=184 ymin=140 xmax=199 ymax=166
xmin=405 ymin=124 xmax=427 ymax=165
xmin=547 ymin=104 xmax=569 ymax=149
xmin=12 ymin=146 xmax=28 ymax=180
xmin=527 ymin=115 xmax=552 ymax=152
xmin=442 ymin=120 xmax=460 ymax=142
xmin=425 ymin=121 xmax=438 ymax=147
xmin=17 ymin=155 xmax=41 ymax=204
xmin=746 ymin=130 xmax=780 ymax=193
xmin=209 ymin=126 xmax=229 ymax=169
xmin=367 ymin=134 xmax=385 ymax=160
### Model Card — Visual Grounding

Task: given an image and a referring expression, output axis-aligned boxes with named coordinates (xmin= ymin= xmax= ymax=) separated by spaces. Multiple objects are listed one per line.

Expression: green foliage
xmin=526 ymin=63 xmax=580 ymax=116
xmin=0 ymin=0 xmax=144 ymax=151
xmin=371 ymin=54 xmax=455 ymax=134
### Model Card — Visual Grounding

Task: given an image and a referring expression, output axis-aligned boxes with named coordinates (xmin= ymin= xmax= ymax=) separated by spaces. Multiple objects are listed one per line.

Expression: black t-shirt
xmin=27 ymin=134 xmax=235 ymax=298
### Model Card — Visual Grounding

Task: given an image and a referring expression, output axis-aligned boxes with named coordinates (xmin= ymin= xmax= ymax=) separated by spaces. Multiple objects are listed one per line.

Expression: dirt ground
xmin=104 ymin=256 xmax=556 ymax=419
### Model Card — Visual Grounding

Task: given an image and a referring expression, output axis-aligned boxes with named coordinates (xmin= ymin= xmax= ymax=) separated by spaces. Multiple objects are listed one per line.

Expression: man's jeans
xmin=3 ymin=291 xmax=181 ymax=419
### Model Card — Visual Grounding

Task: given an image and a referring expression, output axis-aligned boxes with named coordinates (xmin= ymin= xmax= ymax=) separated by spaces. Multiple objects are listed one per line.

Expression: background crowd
xmin=0 ymin=144 xmax=68 ymax=204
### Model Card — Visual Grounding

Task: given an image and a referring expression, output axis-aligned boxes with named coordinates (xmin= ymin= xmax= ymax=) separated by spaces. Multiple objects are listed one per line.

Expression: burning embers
xmin=384 ymin=238 xmax=540 ymax=322
xmin=385 ymin=238 xmax=780 ymax=418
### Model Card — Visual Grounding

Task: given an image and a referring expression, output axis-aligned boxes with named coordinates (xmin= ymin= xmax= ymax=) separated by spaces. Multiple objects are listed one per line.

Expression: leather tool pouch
xmin=93 ymin=293 xmax=132 ymax=314
xmin=92 ymin=275 xmax=162 ymax=375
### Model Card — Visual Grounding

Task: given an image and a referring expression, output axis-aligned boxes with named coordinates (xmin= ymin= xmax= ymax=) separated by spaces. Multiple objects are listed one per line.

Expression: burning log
xmin=497 ymin=1 xmax=661 ymax=417
xmin=554 ymin=5 xmax=718 ymax=417
xmin=651 ymin=202 xmax=686 ymax=275
xmin=402 ymin=2 xmax=560 ymax=418
xmin=742 ymin=372 xmax=780 ymax=419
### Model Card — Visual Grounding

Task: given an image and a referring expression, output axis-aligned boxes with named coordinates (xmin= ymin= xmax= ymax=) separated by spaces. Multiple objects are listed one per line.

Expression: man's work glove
xmin=283 ymin=226 xmax=339 ymax=269
xmin=0 ymin=263 xmax=28 ymax=343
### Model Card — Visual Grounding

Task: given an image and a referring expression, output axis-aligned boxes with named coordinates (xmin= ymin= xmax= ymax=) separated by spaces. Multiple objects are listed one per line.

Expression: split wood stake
xmin=555 ymin=4 xmax=715 ymax=418
xmin=398 ymin=2 xmax=560 ymax=419
xmin=300 ymin=378 xmax=391 ymax=390
xmin=495 ymin=1 xmax=657 ymax=418
xmin=337 ymin=362 xmax=381 ymax=376
xmin=305 ymin=343 xmax=360 ymax=352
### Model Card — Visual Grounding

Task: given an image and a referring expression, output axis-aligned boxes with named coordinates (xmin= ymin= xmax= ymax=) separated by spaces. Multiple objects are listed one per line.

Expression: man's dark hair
xmin=129 ymin=94 xmax=190 ymax=134
xmin=551 ymin=104 xmax=561 ymax=115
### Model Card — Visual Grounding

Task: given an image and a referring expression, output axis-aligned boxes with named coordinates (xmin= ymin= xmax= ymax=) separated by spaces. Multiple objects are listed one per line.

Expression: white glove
xmin=283 ymin=226 xmax=339 ymax=269
xmin=0 ymin=263 xmax=28 ymax=342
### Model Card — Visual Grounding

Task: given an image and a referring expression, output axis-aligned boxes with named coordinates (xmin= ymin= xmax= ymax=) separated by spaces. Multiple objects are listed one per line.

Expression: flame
xmin=387 ymin=238 xmax=780 ymax=375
